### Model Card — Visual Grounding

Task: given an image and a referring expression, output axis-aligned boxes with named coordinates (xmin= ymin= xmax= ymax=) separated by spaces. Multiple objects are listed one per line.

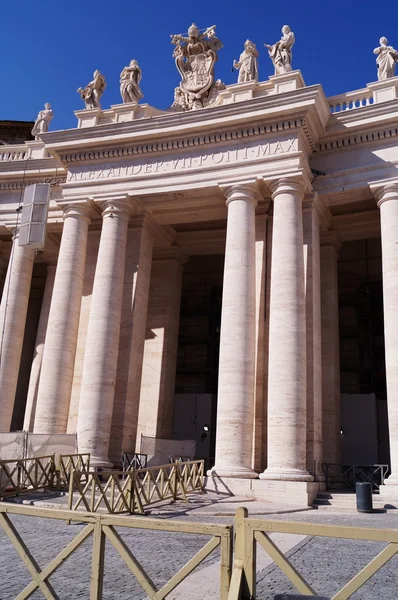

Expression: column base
xmin=253 ymin=479 xmax=320 ymax=506
xmin=207 ymin=465 xmax=258 ymax=479
xmin=378 ymin=477 xmax=398 ymax=507
xmin=259 ymin=467 xmax=314 ymax=482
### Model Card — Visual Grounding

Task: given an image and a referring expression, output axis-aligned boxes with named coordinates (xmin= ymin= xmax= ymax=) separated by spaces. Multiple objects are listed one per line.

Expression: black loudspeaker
xmin=18 ymin=184 xmax=50 ymax=249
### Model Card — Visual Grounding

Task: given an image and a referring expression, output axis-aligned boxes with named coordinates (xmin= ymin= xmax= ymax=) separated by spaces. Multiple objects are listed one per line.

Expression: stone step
xmin=313 ymin=491 xmax=386 ymax=510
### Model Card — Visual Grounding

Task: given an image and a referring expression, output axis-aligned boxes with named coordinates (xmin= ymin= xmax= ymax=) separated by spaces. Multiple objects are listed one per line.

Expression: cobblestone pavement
xmin=1 ymin=499 xmax=398 ymax=599
xmin=255 ymin=509 xmax=398 ymax=600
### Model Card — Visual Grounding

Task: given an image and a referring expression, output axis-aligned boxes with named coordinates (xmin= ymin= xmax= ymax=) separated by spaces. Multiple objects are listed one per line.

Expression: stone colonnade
xmin=1 ymin=178 xmax=398 ymax=490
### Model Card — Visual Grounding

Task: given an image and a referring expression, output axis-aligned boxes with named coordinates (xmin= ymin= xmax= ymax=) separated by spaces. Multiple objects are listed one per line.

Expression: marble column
xmin=210 ymin=183 xmax=258 ymax=479
xmin=375 ymin=183 xmax=398 ymax=487
xmin=136 ymin=248 xmax=184 ymax=444
xmin=23 ymin=264 xmax=56 ymax=432
xmin=34 ymin=204 xmax=92 ymax=433
xmin=252 ymin=213 xmax=268 ymax=472
xmin=77 ymin=201 xmax=130 ymax=466
xmin=109 ymin=215 xmax=155 ymax=463
xmin=261 ymin=178 xmax=312 ymax=481
xmin=320 ymin=232 xmax=341 ymax=464
xmin=0 ymin=231 xmax=35 ymax=431
xmin=303 ymin=198 xmax=322 ymax=476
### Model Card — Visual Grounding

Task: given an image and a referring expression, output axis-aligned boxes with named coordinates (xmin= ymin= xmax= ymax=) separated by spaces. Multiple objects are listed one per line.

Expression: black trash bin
xmin=356 ymin=482 xmax=373 ymax=512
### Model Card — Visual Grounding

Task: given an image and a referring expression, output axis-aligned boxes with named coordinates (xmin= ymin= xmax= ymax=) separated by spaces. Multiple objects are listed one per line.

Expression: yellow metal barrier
xmin=58 ymin=453 xmax=90 ymax=487
xmin=0 ymin=455 xmax=55 ymax=498
xmin=0 ymin=501 xmax=233 ymax=599
xmin=228 ymin=506 xmax=398 ymax=600
xmin=68 ymin=460 xmax=205 ymax=514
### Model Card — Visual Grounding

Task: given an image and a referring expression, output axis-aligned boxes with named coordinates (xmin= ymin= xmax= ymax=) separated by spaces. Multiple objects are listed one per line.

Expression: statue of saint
xmin=31 ymin=103 xmax=53 ymax=139
xmin=120 ymin=60 xmax=144 ymax=104
xmin=77 ymin=70 xmax=106 ymax=110
xmin=264 ymin=25 xmax=295 ymax=75
xmin=170 ymin=23 xmax=223 ymax=110
xmin=374 ymin=37 xmax=398 ymax=81
xmin=233 ymin=40 xmax=259 ymax=83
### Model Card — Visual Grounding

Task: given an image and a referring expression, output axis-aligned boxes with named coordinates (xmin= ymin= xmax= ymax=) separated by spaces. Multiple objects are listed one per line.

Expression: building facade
xmin=1 ymin=70 xmax=398 ymax=505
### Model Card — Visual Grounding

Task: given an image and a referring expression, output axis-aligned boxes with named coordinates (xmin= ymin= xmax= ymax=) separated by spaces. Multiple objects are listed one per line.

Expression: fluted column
xmin=77 ymin=201 xmax=130 ymax=466
xmin=210 ymin=183 xmax=258 ymax=479
xmin=34 ymin=204 xmax=92 ymax=433
xmin=24 ymin=264 xmax=56 ymax=431
xmin=109 ymin=215 xmax=155 ymax=463
xmin=0 ymin=231 xmax=35 ymax=431
xmin=261 ymin=178 xmax=312 ymax=481
xmin=320 ymin=232 xmax=341 ymax=464
xmin=374 ymin=183 xmax=398 ymax=486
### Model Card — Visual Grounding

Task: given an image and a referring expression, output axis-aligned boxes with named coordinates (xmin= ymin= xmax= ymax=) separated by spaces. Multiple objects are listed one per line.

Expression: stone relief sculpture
xmin=31 ymin=103 xmax=54 ymax=139
xmin=374 ymin=37 xmax=398 ymax=81
xmin=233 ymin=40 xmax=259 ymax=83
xmin=170 ymin=23 xmax=223 ymax=110
xmin=264 ymin=25 xmax=295 ymax=75
xmin=77 ymin=70 xmax=106 ymax=109
xmin=120 ymin=60 xmax=144 ymax=103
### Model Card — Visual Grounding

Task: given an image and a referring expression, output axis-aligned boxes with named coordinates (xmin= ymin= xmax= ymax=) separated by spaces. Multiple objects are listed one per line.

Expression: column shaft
xmin=34 ymin=205 xmax=91 ymax=433
xmin=211 ymin=184 xmax=258 ymax=478
xmin=136 ymin=249 xmax=184 ymax=444
xmin=109 ymin=217 xmax=154 ymax=463
xmin=320 ymin=235 xmax=341 ymax=464
xmin=303 ymin=202 xmax=322 ymax=475
xmin=261 ymin=178 xmax=312 ymax=481
xmin=24 ymin=265 xmax=56 ymax=431
xmin=252 ymin=214 xmax=267 ymax=472
xmin=377 ymin=186 xmax=398 ymax=484
xmin=0 ymin=234 xmax=35 ymax=431
xmin=77 ymin=203 xmax=130 ymax=466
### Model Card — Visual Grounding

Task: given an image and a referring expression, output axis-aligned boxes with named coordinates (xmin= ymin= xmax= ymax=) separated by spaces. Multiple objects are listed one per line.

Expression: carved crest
xmin=171 ymin=24 xmax=223 ymax=111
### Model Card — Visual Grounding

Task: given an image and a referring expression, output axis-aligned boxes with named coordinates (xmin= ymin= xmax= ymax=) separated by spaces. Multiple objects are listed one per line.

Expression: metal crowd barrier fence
xmin=0 ymin=453 xmax=91 ymax=498
xmin=0 ymin=455 xmax=55 ymax=498
xmin=228 ymin=507 xmax=398 ymax=600
xmin=68 ymin=459 xmax=205 ymax=514
xmin=0 ymin=501 xmax=233 ymax=600
xmin=121 ymin=452 xmax=147 ymax=471
xmin=321 ymin=463 xmax=389 ymax=491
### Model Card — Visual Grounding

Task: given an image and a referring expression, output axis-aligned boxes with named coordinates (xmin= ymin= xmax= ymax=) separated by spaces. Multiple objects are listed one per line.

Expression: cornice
xmin=0 ymin=176 xmax=67 ymax=190
xmin=60 ymin=118 xmax=309 ymax=164
xmin=42 ymin=84 xmax=328 ymax=158
xmin=315 ymin=123 xmax=398 ymax=153
xmin=0 ymin=157 xmax=62 ymax=173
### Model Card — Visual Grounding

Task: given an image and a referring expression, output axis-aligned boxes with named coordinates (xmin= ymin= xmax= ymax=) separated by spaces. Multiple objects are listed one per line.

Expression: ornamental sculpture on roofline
xmin=31 ymin=103 xmax=53 ymax=139
xmin=264 ymin=25 xmax=295 ymax=75
xmin=120 ymin=59 xmax=144 ymax=104
xmin=77 ymin=70 xmax=106 ymax=110
xmin=170 ymin=23 xmax=223 ymax=111
xmin=374 ymin=37 xmax=398 ymax=81
xmin=233 ymin=40 xmax=259 ymax=83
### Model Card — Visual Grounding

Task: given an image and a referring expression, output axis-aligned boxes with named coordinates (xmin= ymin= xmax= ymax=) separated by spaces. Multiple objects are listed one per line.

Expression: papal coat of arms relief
xmin=170 ymin=23 xmax=225 ymax=111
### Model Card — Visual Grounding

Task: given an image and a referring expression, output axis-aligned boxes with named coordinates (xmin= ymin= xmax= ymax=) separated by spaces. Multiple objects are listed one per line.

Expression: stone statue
xmin=170 ymin=23 xmax=223 ymax=110
xmin=233 ymin=40 xmax=259 ymax=83
xmin=374 ymin=37 xmax=398 ymax=81
xmin=264 ymin=25 xmax=295 ymax=75
xmin=31 ymin=103 xmax=54 ymax=139
xmin=120 ymin=59 xmax=144 ymax=104
xmin=77 ymin=70 xmax=106 ymax=110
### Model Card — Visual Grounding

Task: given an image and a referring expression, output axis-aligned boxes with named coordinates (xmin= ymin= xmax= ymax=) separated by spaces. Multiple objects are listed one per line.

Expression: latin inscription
xmin=67 ymin=138 xmax=298 ymax=182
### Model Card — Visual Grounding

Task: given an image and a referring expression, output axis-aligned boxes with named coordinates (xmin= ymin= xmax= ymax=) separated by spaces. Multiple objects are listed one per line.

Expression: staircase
xmin=313 ymin=491 xmax=389 ymax=510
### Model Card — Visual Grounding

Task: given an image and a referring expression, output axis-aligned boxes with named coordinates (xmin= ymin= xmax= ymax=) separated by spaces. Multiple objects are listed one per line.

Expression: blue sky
xmin=1 ymin=1 xmax=397 ymax=131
